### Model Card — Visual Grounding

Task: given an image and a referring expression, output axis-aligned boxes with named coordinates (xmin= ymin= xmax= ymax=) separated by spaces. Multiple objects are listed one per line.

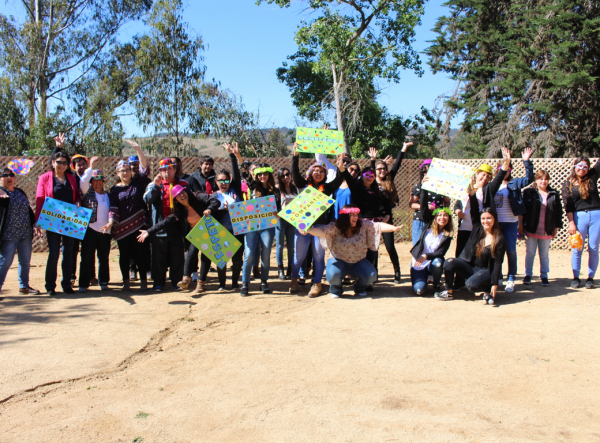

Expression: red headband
xmin=339 ymin=207 xmax=360 ymax=215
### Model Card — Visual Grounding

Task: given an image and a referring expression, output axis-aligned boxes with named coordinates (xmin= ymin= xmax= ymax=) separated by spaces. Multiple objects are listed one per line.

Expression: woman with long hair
xmin=410 ymin=188 xmax=454 ymax=295
xmin=300 ymin=204 xmax=402 ymax=298
xmin=437 ymin=190 xmax=507 ymax=306
xmin=289 ymin=145 xmax=344 ymax=298
xmin=520 ymin=170 xmax=563 ymax=286
xmin=35 ymin=150 xmax=81 ymax=294
xmin=562 ymin=156 xmax=600 ymax=289
xmin=275 ymin=166 xmax=298 ymax=280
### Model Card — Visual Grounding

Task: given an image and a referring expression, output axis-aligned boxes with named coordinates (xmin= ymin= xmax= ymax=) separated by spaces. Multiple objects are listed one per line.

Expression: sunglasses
xmin=54 ymin=160 xmax=68 ymax=166
xmin=348 ymin=167 xmax=358 ymax=173
xmin=257 ymin=172 xmax=269 ymax=176
xmin=282 ymin=173 xmax=291 ymax=177
xmin=1 ymin=173 xmax=15 ymax=178
xmin=218 ymin=180 xmax=230 ymax=184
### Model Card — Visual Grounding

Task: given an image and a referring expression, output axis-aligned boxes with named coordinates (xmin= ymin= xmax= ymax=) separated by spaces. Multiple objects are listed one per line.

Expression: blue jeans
xmin=45 ymin=231 xmax=75 ymax=291
xmin=499 ymin=221 xmax=518 ymax=281
xmin=0 ymin=235 xmax=33 ymax=290
xmin=410 ymin=258 xmax=444 ymax=295
xmin=524 ymin=236 xmax=551 ymax=279
xmin=242 ymin=228 xmax=275 ymax=284
xmin=276 ymin=219 xmax=295 ymax=267
xmin=292 ymin=231 xmax=325 ymax=282
xmin=572 ymin=210 xmax=600 ymax=278
xmin=412 ymin=219 xmax=425 ymax=246
xmin=326 ymin=257 xmax=377 ymax=296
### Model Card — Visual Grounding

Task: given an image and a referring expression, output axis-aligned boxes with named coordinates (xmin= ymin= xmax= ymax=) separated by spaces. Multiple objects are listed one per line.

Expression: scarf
xmin=161 ymin=180 xmax=174 ymax=218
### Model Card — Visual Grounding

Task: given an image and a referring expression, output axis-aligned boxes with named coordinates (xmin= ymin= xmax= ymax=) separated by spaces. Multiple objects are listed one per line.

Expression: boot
xmin=285 ymin=264 xmax=292 ymax=280
xmin=289 ymin=278 xmax=299 ymax=294
xmin=240 ymin=284 xmax=249 ymax=297
xmin=308 ymin=283 xmax=322 ymax=298
xmin=178 ymin=276 xmax=192 ymax=290
xmin=394 ymin=269 xmax=401 ymax=284
xmin=261 ymin=281 xmax=271 ymax=294
xmin=121 ymin=279 xmax=131 ymax=292
xmin=140 ymin=277 xmax=148 ymax=292
xmin=193 ymin=280 xmax=205 ymax=294
xmin=278 ymin=265 xmax=286 ymax=280
xmin=217 ymin=267 xmax=227 ymax=290
xmin=252 ymin=266 xmax=260 ymax=279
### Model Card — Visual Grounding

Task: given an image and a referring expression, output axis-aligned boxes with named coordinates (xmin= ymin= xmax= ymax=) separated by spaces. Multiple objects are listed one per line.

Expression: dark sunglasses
xmin=1 ymin=173 xmax=15 ymax=178
xmin=54 ymin=160 xmax=68 ymax=166
xmin=375 ymin=168 xmax=386 ymax=171
xmin=218 ymin=179 xmax=230 ymax=184
xmin=348 ymin=167 xmax=358 ymax=173
xmin=282 ymin=173 xmax=291 ymax=177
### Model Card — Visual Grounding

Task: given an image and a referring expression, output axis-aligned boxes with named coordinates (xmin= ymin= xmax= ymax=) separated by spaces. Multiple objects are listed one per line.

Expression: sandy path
xmin=1 ymin=245 xmax=599 ymax=442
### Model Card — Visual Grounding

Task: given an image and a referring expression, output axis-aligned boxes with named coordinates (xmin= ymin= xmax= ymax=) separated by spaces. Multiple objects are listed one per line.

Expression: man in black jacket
xmin=189 ymin=155 xmax=217 ymax=195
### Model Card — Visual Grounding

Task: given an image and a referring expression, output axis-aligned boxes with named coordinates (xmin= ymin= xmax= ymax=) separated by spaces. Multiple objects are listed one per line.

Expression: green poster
xmin=296 ymin=127 xmax=345 ymax=155
xmin=278 ymin=187 xmax=336 ymax=230
xmin=186 ymin=215 xmax=242 ymax=269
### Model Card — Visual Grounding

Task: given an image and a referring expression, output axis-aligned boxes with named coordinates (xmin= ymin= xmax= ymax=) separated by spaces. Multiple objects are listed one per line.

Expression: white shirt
xmin=495 ymin=184 xmax=518 ymax=223
xmin=411 ymin=229 xmax=446 ymax=270
xmin=458 ymin=189 xmax=484 ymax=231
xmin=89 ymin=193 xmax=110 ymax=232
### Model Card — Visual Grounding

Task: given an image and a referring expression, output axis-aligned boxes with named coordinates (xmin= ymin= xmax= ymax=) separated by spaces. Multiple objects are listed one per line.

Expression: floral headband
xmin=159 ymin=158 xmax=176 ymax=169
xmin=433 ymin=207 xmax=452 ymax=217
xmin=305 ymin=162 xmax=327 ymax=177
xmin=254 ymin=166 xmax=273 ymax=175
xmin=116 ymin=160 xmax=129 ymax=171
xmin=339 ymin=207 xmax=360 ymax=215
xmin=91 ymin=169 xmax=105 ymax=180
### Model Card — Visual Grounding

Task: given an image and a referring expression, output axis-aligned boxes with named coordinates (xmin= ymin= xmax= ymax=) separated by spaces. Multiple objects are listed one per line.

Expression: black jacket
xmin=522 ymin=187 xmax=564 ymax=235
xmin=343 ymin=169 xmax=392 ymax=220
xmin=189 ymin=168 xmax=217 ymax=195
xmin=146 ymin=191 xmax=220 ymax=235
xmin=459 ymin=192 xmax=506 ymax=286
xmin=453 ymin=168 xmax=508 ymax=228
xmin=0 ymin=186 xmax=35 ymax=239
xmin=410 ymin=188 xmax=452 ymax=261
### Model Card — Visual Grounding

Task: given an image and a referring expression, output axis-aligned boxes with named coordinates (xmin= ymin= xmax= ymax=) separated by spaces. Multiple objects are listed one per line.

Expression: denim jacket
xmin=503 ymin=160 xmax=535 ymax=216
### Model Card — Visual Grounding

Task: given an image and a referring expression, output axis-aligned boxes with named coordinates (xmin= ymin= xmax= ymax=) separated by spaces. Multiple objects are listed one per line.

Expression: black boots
xmin=278 ymin=265 xmax=286 ymax=280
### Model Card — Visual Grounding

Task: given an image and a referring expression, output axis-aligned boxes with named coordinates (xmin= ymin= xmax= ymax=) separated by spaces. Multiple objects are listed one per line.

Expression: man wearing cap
xmin=69 ymin=154 xmax=90 ymax=284
xmin=143 ymin=158 xmax=188 ymax=291
xmin=189 ymin=155 xmax=217 ymax=195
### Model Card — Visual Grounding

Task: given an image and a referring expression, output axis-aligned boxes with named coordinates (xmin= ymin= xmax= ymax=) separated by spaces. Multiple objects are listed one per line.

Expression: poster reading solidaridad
xmin=186 ymin=215 xmax=242 ymax=269
xmin=296 ymin=127 xmax=345 ymax=155
xmin=37 ymin=197 xmax=92 ymax=240
xmin=228 ymin=196 xmax=280 ymax=235
xmin=279 ymin=187 xmax=335 ymax=231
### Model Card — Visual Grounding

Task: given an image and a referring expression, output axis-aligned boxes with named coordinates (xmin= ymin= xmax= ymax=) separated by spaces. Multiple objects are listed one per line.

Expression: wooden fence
xmin=1 ymin=155 xmax=584 ymax=252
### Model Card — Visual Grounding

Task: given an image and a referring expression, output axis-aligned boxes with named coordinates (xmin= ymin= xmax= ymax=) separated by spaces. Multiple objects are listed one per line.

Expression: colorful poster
xmin=421 ymin=158 xmax=475 ymax=200
xmin=228 ymin=196 xmax=280 ymax=235
xmin=186 ymin=215 xmax=242 ymax=269
xmin=279 ymin=187 xmax=335 ymax=230
xmin=296 ymin=127 xmax=344 ymax=155
xmin=37 ymin=197 xmax=92 ymax=240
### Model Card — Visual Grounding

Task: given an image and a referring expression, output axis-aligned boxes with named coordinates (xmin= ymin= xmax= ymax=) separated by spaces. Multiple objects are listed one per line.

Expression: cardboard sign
xmin=228 ymin=196 xmax=280 ymax=235
xmin=186 ymin=215 xmax=242 ymax=269
xmin=296 ymin=127 xmax=344 ymax=155
xmin=278 ymin=187 xmax=335 ymax=230
xmin=37 ymin=197 xmax=92 ymax=240
xmin=422 ymin=158 xmax=475 ymax=200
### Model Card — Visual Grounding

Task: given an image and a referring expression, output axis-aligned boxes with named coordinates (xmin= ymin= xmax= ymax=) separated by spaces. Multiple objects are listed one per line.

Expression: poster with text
xmin=228 ymin=196 xmax=280 ymax=235
xmin=186 ymin=215 xmax=242 ymax=269
xmin=37 ymin=197 xmax=92 ymax=240
xmin=296 ymin=127 xmax=344 ymax=155
xmin=279 ymin=187 xmax=335 ymax=230
xmin=421 ymin=158 xmax=475 ymax=200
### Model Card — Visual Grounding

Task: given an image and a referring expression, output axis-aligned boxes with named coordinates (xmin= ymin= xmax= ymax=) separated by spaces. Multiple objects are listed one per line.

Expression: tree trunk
xmin=332 ymin=63 xmax=350 ymax=156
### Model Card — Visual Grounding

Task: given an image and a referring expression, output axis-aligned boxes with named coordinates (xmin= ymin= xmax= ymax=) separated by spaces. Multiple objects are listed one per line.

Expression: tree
xmin=427 ymin=0 xmax=600 ymax=157
xmin=259 ymin=0 xmax=426 ymax=155
xmin=0 ymin=77 xmax=27 ymax=155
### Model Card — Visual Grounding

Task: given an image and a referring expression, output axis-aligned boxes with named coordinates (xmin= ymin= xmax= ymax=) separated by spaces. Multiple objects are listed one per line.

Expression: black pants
xmin=151 ymin=232 xmax=185 ymax=288
xmin=453 ymin=230 xmax=471 ymax=289
xmin=382 ymin=231 xmax=400 ymax=272
xmin=443 ymin=258 xmax=491 ymax=293
xmin=79 ymin=228 xmax=111 ymax=288
xmin=117 ymin=230 xmax=150 ymax=283
xmin=46 ymin=231 xmax=75 ymax=292
xmin=217 ymin=234 xmax=244 ymax=286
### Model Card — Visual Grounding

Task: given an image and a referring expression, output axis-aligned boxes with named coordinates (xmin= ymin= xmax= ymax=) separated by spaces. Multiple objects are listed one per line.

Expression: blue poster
xmin=37 ymin=197 xmax=92 ymax=240
xmin=228 ymin=196 xmax=280 ymax=235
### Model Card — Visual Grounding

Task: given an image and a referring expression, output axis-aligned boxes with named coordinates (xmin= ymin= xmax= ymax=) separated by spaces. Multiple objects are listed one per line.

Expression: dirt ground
xmin=1 ymin=243 xmax=599 ymax=443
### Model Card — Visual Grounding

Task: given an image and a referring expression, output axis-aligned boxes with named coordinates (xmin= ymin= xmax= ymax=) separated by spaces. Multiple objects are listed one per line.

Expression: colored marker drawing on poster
xmin=228 ymin=196 xmax=280 ymax=235
xmin=186 ymin=215 xmax=242 ymax=269
xmin=296 ymin=127 xmax=344 ymax=155
xmin=37 ymin=197 xmax=92 ymax=240
xmin=279 ymin=186 xmax=335 ymax=230
xmin=7 ymin=158 xmax=34 ymax=175
xmin=421 ymin=158 xmax=475 ymax=200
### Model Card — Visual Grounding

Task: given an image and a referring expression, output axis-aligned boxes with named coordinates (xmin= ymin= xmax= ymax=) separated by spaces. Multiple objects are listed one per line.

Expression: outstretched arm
xmin=126 ymin=140 xmax=148 ymax=173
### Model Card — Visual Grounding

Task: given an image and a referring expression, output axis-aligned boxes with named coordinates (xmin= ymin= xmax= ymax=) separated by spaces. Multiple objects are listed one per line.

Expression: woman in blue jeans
xmin=0 ymin=167 xmax=39 ymax=294
xmin=410 ymin=188 xmax=454 ymax=295
xmin=562 ymin=156 xmax=600 ymax=289
xmin=493 ymin=147 xmax=534 ymax=293
xmin=275 ymin=167 xmax=298 ymax=280
xmin=520 ymin=170 xmax=563 ymax=286
xmin=301 ymin=204 xmax=402 ymax=298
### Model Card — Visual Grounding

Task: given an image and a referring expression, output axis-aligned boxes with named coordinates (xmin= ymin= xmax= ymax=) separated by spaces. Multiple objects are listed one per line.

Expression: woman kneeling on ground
xmin=437 ymin=187 xmax=506 ymax=306
xmin=410 ymin=188 xmax=454 ymax=296
xmin=300 ymin=204 xmax=402 ymax=298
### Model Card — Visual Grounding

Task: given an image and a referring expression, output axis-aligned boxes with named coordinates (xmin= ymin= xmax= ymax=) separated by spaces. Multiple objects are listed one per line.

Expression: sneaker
xmin=18 ymin=287 xmax=40 ymax=295
xmin=153 ymin=286 xmax=163 ymax=292
xmin=434 ymin=290 xmax=453 ymax=301
xmin=63 ymin=287 xmax=75 ymax=294
xmin=541 ymin=278 xmax=549 ymax=287
xmin=79 ymin=287 xmax=87 ymax=293
xmin=330 ymin=293 xmax=340 ymax=299
xmin=240 ymin=285 xmax=249 ymax=297
xmin=505 ymin=280 xmax=515 ymax=293
xmin=585 ymin=278 xmax=595 ymax=289
xmin=355 ymin=290 xmax=367 ymax=297
xmin=217 ymin=286 xmax=227 ymax=292
xmin=523 ymin=276 xmax=532 ymax=285
xmin=571 ymin=278 xmax=581 ymax=289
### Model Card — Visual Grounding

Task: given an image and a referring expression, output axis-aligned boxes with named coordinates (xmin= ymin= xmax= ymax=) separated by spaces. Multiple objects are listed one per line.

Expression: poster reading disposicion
xmin=228 ymin=196 xmax=280 ymax=235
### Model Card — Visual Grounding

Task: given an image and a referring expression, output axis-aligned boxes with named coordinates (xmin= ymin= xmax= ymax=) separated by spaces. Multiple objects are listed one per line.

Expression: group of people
xmin=0 ymin=134 xmax=597 ymax=306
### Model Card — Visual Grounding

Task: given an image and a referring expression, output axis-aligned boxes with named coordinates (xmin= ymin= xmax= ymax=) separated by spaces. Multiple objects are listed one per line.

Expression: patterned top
xmin=108 ymin=174 xmax=149 ymax=241
xmin=317 ymin=220 xmax=382 ymax=264
xmin=528 ymin=192 xmax=553 ymax=240
xmin=2 ymin=189 xmax=32 ymax=241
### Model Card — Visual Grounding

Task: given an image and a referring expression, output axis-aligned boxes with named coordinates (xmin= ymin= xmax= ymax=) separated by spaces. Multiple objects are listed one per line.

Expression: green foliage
xmin=0 ymin=77 xmax=27 ymax=155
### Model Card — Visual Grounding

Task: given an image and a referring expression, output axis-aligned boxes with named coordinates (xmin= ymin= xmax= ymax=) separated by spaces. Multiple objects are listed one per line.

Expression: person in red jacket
xmin=35 ymin=151 xmax=82 ymax=295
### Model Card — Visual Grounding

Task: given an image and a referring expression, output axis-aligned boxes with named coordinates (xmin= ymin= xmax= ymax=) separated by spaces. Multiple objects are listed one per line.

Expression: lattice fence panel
xmin=0 ymin=156 xmax=589 ymax=252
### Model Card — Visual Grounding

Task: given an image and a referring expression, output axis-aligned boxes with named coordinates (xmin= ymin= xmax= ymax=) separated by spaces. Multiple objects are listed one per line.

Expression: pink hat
xmin=171 ymin=184 xmax=186 ymax=199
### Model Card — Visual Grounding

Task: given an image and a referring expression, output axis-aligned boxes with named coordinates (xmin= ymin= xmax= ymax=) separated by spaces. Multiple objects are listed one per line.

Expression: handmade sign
xmin=7 ymin=158 xmax=34 ymax=175
xmin=37 ymin=197 xmax=92 ymax=240
xmin=186 ymin=215 xmax=242 ymax=269
xmin=279 ymin=186 xmax=335 ymax=230
xmin=422 ymin=158 xmax=475 ymax=200
xmin=296 ymin=127 xmax=344 ymax=155
xmin=228 ymin=196 xmax=279 ymax=235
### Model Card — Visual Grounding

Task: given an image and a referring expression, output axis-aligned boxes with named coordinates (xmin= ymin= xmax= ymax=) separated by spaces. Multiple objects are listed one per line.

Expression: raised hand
xmin=154 ymin=174 xmax=162 ymax=187
xmin=336 ymin=153 xmax=346 ymax=171
xmin=292 ymin=142 xmax=298 ymax=156
xmin=522 ymin=147 xmax=533 ymax=161
xmin=368 ymin=147 xmax=378 ymax=160
xmin=54 ymin=132 xmax=66 ymax=148
xmin=383 ymin=155 xmax=394 ymax=165
xmin=232 ymin=142 xmax=240 ymax=155
xmin=89 ymin=156 xmax=99 ymax=169
xmin=501 ymin=146 xmax=511 ymax=160
xmin=402 ymin=141 xmax=414 ymax=152
xmin=125 ymin=139 xmax=142 ymax=152
xmin=223 ymin=143 xmax=233 ymax=153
